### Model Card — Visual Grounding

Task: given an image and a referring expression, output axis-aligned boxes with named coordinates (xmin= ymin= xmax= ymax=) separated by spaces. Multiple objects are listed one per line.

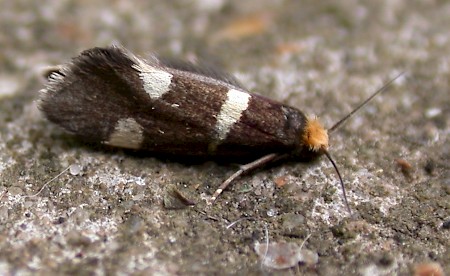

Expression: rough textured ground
xmin=0 ymin=1 xmax=448 ymax=275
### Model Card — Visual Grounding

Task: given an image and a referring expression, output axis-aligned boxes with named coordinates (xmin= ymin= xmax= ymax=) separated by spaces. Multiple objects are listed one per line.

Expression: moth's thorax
xmin=302 ymin=116 xmax=329 ymax=152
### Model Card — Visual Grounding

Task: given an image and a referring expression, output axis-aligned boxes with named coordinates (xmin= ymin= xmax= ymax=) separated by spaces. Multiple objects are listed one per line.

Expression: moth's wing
xmin=39 ymin=46 xmax=265 ymax=156
xmin=40 ymin=46 xmax=141 ymax=142
xmin=39 ymin=46 xmax=302 ymax=158
xmin=158 ymin=56 xmax=246 ymax=90
xmin=39 ymin=46 xmax=219 ymax=154
xmin=214 ymin=93 xmax=307 ymax=156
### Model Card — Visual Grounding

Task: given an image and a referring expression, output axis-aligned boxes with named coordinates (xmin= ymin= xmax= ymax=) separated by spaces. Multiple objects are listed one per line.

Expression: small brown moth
xmin=39 ymin=46 xmax=403 ymax=213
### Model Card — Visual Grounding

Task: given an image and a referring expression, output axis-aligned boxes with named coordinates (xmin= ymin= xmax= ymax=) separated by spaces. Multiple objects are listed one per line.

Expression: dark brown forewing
xmin=40 ymin=46 xmax=304 ymax=158
xmin=40 ymin=46 xmax=148 ymax=142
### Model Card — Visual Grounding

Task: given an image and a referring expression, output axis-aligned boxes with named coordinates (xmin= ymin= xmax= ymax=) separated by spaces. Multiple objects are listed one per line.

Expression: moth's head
xmin=300 ymin=116 xmax=351 ymax=214
xmin=302 ymin=116 xmax=329 ymax=153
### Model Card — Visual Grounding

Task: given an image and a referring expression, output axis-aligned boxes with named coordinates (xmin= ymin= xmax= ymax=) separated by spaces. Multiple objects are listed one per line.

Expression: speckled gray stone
xmin=0 ymin=1 xmax=448 ymax=275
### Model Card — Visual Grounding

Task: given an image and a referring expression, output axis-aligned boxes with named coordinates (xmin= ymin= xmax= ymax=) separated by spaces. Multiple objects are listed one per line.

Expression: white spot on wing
xmin=132 ymin=57 xmax=172 ymax=99
xmin=105 ymin=118 xmax=144 ymax=149
xmin=215 ymin=89 xmax=250 ymax=141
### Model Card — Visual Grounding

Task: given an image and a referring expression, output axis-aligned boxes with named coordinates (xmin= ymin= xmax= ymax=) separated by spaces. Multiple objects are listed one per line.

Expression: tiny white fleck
xmin=425 ymin=107 xmax=442 ymax=118
xmin=266 ymin=209 xmax=277 ymax=217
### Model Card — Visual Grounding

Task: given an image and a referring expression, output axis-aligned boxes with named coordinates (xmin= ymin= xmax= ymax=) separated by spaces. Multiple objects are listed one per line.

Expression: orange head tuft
xmin=302 ymin=117 xmax=329 ymax=152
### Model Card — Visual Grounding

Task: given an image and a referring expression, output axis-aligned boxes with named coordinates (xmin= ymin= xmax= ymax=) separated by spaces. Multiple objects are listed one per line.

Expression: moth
xmin=39 ymin=45 xmax=401 ymax=212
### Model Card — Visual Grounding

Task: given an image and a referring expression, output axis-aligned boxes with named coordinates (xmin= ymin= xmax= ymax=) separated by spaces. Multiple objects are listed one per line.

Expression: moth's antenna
xmin=323 ymin=150 xmax=351 ymax=214
xmin=329 ymin=72 xmax=404 ymax=134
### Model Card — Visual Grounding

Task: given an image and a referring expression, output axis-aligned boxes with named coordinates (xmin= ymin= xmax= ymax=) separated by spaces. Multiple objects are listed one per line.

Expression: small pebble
xmin=69 ymin=164 xmax=82 ymax=176
xmin=414 ymin=262 xmax=444 ymax=276
xmin=254 ymin=241 xmax=318 ymax=269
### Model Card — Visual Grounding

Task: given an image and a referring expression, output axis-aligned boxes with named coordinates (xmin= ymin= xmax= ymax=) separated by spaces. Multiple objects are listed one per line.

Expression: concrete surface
xmin=0 ymin=0 xmax=448 ymax=275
